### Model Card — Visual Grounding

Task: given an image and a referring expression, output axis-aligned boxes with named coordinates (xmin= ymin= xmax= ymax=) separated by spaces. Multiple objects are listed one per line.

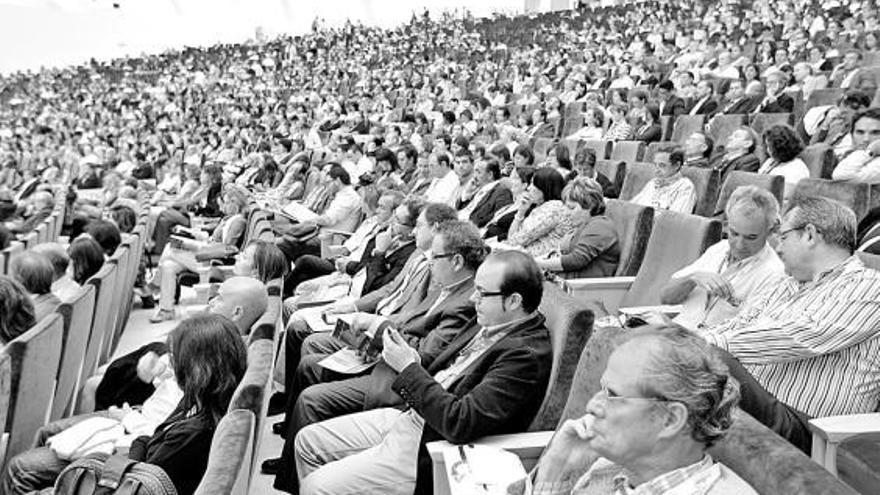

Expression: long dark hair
xmin=68 ymin=236 xmax=105 ymax=285
xmin=167 ymin=314 xmax=247 ymax=424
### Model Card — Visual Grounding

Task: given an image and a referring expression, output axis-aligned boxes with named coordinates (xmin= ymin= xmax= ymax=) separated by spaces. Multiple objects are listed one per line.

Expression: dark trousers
xmin=153 ymin=208 xmax=190 ymax=254
xmin=714 ymin=347 xmax=813 ymax=454
xmin=276 ymin=237 xmax=321 ymax=298
xmin=274 ymin=332 xmax=372 ymax=492
xmin=285 ymin=254 xmax=335 ymax=294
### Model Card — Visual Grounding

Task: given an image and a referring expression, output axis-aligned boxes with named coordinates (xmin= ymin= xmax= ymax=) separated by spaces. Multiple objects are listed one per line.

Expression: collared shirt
xmin=757 ymin=158 xmax=809 ymax=202
xmin=425 ymin=169 xmax=461 ymax=206
xmin=673 ymin=241 xmax=785 ymax=331
xmin=434 ymin=312 xmax=537 ymax=390
xmin=343 ymin=216 xmax=381 ymax=261
xmin=52 ymin=276 xmax=82 ymax=302
xmin=532 ymin=455 xmax=730 ymax=495
xmin=425 ymin=275 xmax=473 ymax=317
xmin=376 ymin=251 xmax=430 ymax=316
xmin=703 ymin=256 xmax=880 ymax=417
xmin=832 ymin=149 xmax=880 ymax=184
xmin=631 ymin=174 xmax=696 ymax=213
xmin=319 ymin=185 xmax=362 ymax=231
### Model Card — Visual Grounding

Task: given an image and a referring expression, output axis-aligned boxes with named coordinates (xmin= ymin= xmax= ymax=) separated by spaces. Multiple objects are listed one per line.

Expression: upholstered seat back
xmin=595 ymin=160 xmax=626 ymax=194
xmin=801 ymin=144 xmax=837 ymax=179
xmin=2 ymin=313 xmax=64 ymax=472
xmin=0 ymin=353 xmax=11 ymax=440
xmin=792 ymin=178 xmax=871 ymax=220
xmin=610 ymin=140 xmax=645 ymax=163
xmin=681 ymin=166 xmax=721 ymax=217
xmin=529 ymin=282 xmax=595 ymax=431
xmin=622 ymin=211 xmax=722 ymax=307
xmin=707 ymin=114 xmax=748 ymax=147
xmin=194 ymin=409 xmax=255 ymax=495
xmin=581 ymin=139 xmax=612 ymax=160
xmin=51 ymin=285 xmax=96 ymax=421
xmin=749 ymin=113 xmax=793 ymax=140
xmin=82 ymin=263 xmax=118 ymax=385
xmin=103 ymin=245 xmax=131 ymax=363
xmin=618 ymin=162 xmax=655 ymax=201
xmin=604 ymin=199 xmax=654 ymax=277
xmin=229 ymin=339 xmax=275 ymax=480
xmin=714 ymin=171 xmax=785 ymax=217
xmin=670 ymin=114 xmax=706 ymax=143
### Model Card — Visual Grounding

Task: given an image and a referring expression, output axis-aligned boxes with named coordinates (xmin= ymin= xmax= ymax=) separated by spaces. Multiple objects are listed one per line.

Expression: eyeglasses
xmin=428 ymin=251 xmax=456 ymax=261
xmin=778 ymin=225 xmax=806 ymax=241
xmin=595 ymin=384 xmax=670 ymax=405
xmin=472 ymin=288 xmax=507 ymax=301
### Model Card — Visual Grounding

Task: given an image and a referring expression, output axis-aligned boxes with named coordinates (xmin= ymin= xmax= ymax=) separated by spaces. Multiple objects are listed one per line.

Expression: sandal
xmin=149 ymin=309 xmax=175 ymax=323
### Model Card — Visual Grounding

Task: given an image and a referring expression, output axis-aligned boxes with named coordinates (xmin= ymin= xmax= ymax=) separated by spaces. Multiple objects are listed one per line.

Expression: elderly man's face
xmin=583 ymin=341 xmax=671 ymax=465
xmin=774 ymin=210 xmax=813 ymax=282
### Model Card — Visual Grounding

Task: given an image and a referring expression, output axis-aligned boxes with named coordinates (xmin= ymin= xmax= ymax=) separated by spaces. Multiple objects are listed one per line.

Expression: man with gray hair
xmin=526 ymin=325 xmax=757 ymax=494
xmin=32 ymin=243 xmax=81 ymax=301
xmin=702 ymin=196 xmax=880 ymax=453
xmin=661 ymin=186 xmax=785 ymax=330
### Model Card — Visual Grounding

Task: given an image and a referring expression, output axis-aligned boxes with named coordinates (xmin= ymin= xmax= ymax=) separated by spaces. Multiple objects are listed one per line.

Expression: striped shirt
xmin=703 ymin=256 xmax=880 ymax=417
xmin=630 ymin=174 xmax=696 ymax=214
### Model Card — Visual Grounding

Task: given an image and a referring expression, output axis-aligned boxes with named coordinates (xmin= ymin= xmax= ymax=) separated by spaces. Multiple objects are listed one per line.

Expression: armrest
xmin=321 ymin=229 xmax=356 ymax=237
xmin=563 ymin=276 xmax=635 ymax=315
xmin=427 ymin=431 xmax=554 ymax=495
xmin=809 ymin=413 xmax=880 ymax=476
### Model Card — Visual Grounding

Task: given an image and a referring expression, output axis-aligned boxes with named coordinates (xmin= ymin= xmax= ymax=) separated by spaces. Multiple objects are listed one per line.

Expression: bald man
xmin=83 ymin=276 xmax=269 ymax=413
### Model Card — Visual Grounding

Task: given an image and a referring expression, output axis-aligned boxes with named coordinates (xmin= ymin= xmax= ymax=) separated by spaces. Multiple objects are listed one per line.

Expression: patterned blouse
xmin=508 ymin=200 xmax=576 ymax=258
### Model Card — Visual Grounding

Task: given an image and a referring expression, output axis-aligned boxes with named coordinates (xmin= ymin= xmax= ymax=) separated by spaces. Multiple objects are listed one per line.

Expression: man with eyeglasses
xmin=522 ymin=325 xmax=757 ymax=494
xmin=700 ymin=197 xmax=880 ymax=453
xmin=283 ymin=250 xmax=551 ymax=495
xmin=266 ymin=219 xmax=483 ymax=483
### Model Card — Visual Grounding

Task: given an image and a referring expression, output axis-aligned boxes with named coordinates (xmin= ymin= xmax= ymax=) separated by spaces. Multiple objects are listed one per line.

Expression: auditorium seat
xmin=102 ymin=244 xmax=131 ymax=364
xmin=805 ymin=88 xmax=845 ymax=112
xmin=642 ymin=142 xmax=664 ymax=163
xmin=1 ymin=313 xmax=64 ymax=473
xmin=750 ymin=112 xmax=794 ymax=138
xmin=194 ymin=409 xmax=255 ymax=495
xmin=51 ymin=285 xmax=96 ymax=421
xmin=0 ymin=242 xmax=24 ymax=275
xmin=0 ymin=352 xmax=10 ymax=454
xmin=792 ymin=179 xmax=871 ymax=220
xmin=802 ymin=143 xmax=837 ymax=179
xmin=566 ymin=211 xmax=722 ymax=314
xmin=609 ymin=140 xmax=645 ymax=163
xmin=713 ymin=171 xmax=785 ymax=217
xmin=618 ymin=161 xmax=655 ymax=201
xmin=670 ymin=114 xmax=705 ymax=143
xmin=532 ymin=137 xmax=555 ymax=161
xmin=595 ymin=159 xmax=626 ymax=196
xmin=681 ymin=166 xmax=721 ymax=217
xmin=558 ymin=138 xmax=581 ymax=159
xmin=707 ymin=114 xmax=748 ymax=147
xmin=604 ymin=199 xmax=654 ymax=277
xmin=580 ymin=139 xmax=612 ymax=160
xmin=428 ymin=324 xmax=857 ymax=495
xmin=79 ymin=263 xmax=118 ymax=400
xmin=560 ymin=116 xmax=584 ymax=138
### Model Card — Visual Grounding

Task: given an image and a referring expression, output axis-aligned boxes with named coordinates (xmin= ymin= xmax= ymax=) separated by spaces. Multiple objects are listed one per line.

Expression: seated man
xmin=661 ymin=186 xmax=785 ymax=330
xmin=456 ymin=158 xmax=513 ymax=228
xmin=630 ymin=145 xmax=697 ymax=213
xmin=523 ymin=325 xmax=757 ymax=494
xmin=709 ymin=126 xmax=762 ymax=188
xmin=85 ymin=276 xmax=268 ymax=413
xmin=701 ymin=197 xmax=880 ymax=453
xmin=683 ymin=131 xmax=714 ymax=168
xmin=831 ymin=108 xmax=880 ymax=184
xmin=8 ymin=190 xmax=53 ymax=235
xmin=283 ymin=251 xmax=553 ymax=494
xmin=265 ymin=220 xmax=484 ymax=477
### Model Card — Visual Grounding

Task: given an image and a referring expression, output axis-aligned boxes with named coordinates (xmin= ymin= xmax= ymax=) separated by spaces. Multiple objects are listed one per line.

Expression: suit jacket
xmin=391 ymin=313 xmax=552 ymax=494
xmin=483 ymin=206 xmax=518 ymax=241
xmin=753 ymin=93 xmax=794 ymax=113
xmin=716 ymin=96 xmax=758 ymax=115
xmin=359 ymin=239 xmax=417 ymax=299
xmin=398 ymin=277 xmax=476 ymax=359
xmin=559 ymin=214 xmax=621 ymax=279
xmin=527 ymin=122 xmax=556 ymax=140
xmin=355 ymin=250 xmax=431 ymax=313
xmin=688 ymin=96 xmax=719 ymax=115
xmin=711 ymin=152 xmax=762 ymax=188
xmin=463 ymin=183 xmax=514 ymax=228
xmin=660 ymin=96 xmax=687 ymax=118
xmin=633 ymin=123 xmax=662 ymax=143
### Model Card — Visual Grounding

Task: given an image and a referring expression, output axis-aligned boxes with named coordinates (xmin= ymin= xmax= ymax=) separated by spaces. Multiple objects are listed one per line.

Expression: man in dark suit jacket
xmin=752 ymin=70 xmax=794 ymax=114
xmin=283 ymin=250 xmax=552 ymax=495
xmin=657 ymin=79 xmax=687 ymax=120
xmin=456 ymin=159 xmax=513 ymax=228
xmin=713 ymin=79 xmax=758 ymax=115
xmin=709 ymin=126 xmax=763 ymax=196
xmin=687 ymin=80 xmax=719 ymax=115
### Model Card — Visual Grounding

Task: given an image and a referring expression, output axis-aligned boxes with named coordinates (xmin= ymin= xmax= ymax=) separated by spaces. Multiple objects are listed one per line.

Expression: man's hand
xmin=374 ymin=231 xmax=393 ymax=253
xmin=382 ymin=327 xmax=420 ymax=372
xmin=323 ymin=301 xmax=357 ymax=316
xmin=107 ymin=403 xmax=134 ymax=422
xmin=535 ymin=414 xmax=598 ymax=485
xmin=689 ymin=271 xmax=735 ymax=301
xmin=136 ymin=352 xmax=164 ymax=384
xmin=334 ymin=256 xmax=350 ymax=273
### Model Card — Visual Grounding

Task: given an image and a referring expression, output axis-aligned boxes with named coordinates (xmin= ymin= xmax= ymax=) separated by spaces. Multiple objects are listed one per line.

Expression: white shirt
xmin=673 ymin=241 xmax=786 ymax=331
xmin=832 ymin=149 xmax=880 ymax=184
xmin=631 ymin=175 xmax=697 ymax=213
xmin=758 ymin=158 xmax=809 ymax=203
xmin=320 ymin=185 xmax=362 ymax=232
xmin=425 ymin=169 xmax=461 ymax=206
xmin=53 ymin=276 xmax=82 ymax=302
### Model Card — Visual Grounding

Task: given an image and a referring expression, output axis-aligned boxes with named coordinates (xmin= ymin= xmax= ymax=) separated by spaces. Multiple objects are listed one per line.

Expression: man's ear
xmin=231 ymin=305 xmax=244 ymax=322
xmin=658 ymin=402 xmax=689 ymax=440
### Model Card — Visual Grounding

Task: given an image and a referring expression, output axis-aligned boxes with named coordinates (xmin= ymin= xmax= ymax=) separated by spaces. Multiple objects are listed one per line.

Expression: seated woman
xmin=483 ymin=165 xmax=535 ymax=241
xmin=0 ymin=275 xmax=36 ymax=346
xmin=535 ymin=177 xmax=620 ymax=279
xmin=233 ymin=239 xmax=291 ymax=284
xmin=10 ymin=251 xmax=62 ymax=322
xmin=2 ymin=313 xmax=248 ymax=495
xmin=68 ymin=236 xmax=106 ymax=285
xmin=148 ymin=184 xmax=249 ymax=322
xmin=152 ymin=164 xmax=223 ymax=255
xmin=568 ymin=107 xmax=605 ymax=141
xmin=757 ymin=124 xmax=809 ymax=203
xmin=632 ymin=103 xmax=663 ymax=143
xmin=631 ymin=145 xmax=697 ymax=213
xmin=602 ymin=104 xmax=633 ymax=141
xmin=507 ymin=167 xmax=576 ymax=257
